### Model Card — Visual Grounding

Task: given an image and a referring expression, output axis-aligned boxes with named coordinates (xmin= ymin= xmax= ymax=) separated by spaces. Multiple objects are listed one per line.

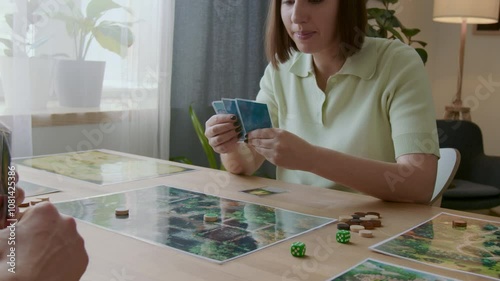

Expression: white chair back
xmin=430 ymin=148 xmax=461 ymax=206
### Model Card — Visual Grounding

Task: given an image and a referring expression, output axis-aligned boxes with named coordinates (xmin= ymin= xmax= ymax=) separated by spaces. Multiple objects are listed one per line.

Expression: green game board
xmin=54 ymin=185 xmax=335 ymax=263
xmin=371 ymin=212 xmax=500 ymax=280
xmin=15 ymin=150 xmax=191 ymax=185
xmin=329 ymin=258 xmax=459 ymax=281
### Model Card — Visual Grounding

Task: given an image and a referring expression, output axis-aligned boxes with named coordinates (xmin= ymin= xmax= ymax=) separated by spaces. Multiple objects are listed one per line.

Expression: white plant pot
xmin=54 ymin=60 xmax=105 ymax=108
xmin=0 ymin=57 xmax=55 ymax=111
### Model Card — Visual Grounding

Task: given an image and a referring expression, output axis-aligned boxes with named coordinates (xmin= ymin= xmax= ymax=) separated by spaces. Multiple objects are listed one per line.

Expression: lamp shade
xmin=433 ymin=0 xmax=500 ymax=24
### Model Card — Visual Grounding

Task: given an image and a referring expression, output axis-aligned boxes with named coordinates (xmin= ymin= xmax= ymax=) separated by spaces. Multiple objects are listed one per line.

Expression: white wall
xmin=393 ymin=0 xmax=500 ymax=156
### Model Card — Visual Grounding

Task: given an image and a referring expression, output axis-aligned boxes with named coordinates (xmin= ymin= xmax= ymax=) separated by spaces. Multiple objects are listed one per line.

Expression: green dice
xmin=336 ymin=230 xmax=351 ymax=244
xmin=290 ymin=241 xmax=306 ymax=257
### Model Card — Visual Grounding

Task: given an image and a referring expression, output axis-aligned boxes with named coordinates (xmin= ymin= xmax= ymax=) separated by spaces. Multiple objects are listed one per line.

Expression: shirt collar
xmin=288 ymin=37 xmax=377 ymax=80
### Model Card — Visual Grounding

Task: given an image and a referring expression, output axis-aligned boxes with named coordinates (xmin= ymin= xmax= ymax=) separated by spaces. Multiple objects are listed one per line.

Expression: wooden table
xmin=17 ymin=153 xmax=499 ymax=281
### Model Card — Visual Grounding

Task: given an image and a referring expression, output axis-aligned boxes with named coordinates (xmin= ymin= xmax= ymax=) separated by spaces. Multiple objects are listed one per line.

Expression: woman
xmin=205 ymin=0 xmax=439 ymax=204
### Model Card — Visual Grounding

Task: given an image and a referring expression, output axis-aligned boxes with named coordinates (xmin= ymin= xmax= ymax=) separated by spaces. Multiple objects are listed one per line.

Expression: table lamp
xmin=433 ymin=0 xmax=500 ymax=121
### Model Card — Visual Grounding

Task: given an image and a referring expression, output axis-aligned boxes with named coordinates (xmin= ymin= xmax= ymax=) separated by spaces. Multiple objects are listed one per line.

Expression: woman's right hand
xmin=205 ymin=114 xmax=242 ymax=154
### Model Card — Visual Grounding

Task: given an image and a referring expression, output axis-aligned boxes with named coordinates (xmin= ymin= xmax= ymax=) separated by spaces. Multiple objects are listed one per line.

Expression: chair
xmin=430 ymin=148 xmax=461 ymax=206
xmin=436 ymin=120 xmax=500 ymax=210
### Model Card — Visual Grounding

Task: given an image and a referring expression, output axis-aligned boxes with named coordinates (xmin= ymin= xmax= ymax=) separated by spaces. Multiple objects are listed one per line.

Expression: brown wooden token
xmin=366 ymin=211 xmax=380 ymax=217
xmin=30 ymin=199 xmax=43 ymax=206
xmin=115 ymin=208 xmax=129 ymax=217
xmin=453 ymin=220 xmax=467 ymax=228
xmin=354 ymin=212 xmax=366 ymax=217
xmin=360 ymin=221 xmax=375 ymax=230
xmin=19 ymin=202 xmax=30 ymax=208
xmin=337 ymin=223 xmax=350 ymax=230
xmin=347 ymin=219 xmax=361 ymax=225
xmin=371 ymin=220 xmax=382 ymax=227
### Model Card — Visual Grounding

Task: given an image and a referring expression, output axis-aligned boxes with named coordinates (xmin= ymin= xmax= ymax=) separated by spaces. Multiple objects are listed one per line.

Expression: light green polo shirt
xmin=256 ymin=37 xmax=439 ymax=191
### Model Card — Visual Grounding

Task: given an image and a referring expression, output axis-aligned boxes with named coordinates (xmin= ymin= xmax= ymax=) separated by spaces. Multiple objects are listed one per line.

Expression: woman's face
xmin=280 ymin=0 xmax=340 ymax=55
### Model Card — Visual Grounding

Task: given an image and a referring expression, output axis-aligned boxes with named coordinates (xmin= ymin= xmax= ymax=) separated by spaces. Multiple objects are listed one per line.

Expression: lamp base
xmin=444 ymin=105 xmax=471 ymax=121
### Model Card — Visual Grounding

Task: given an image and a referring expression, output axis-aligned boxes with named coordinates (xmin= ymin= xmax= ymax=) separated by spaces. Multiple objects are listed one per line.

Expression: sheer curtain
xmin=0 ymin=0 xmax=174 ymax=159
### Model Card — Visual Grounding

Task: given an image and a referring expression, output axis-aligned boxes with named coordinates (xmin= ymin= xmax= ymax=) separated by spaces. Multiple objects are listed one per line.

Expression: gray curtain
xmin=170 ymin=0 xmax=273 ymax=176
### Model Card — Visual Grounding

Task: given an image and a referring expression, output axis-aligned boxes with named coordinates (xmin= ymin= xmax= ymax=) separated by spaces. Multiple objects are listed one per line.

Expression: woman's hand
xmin=205 ymin=114 xmax=243 ymax=154
xmin=246 ymin=128 xmax=316 ymax=171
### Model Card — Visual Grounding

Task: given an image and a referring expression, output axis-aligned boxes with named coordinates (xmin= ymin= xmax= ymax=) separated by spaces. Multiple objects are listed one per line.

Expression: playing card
xmin=212 ymin=101 xmax=227 ymax=114
xmin=213 ymin=98 xmax=272 ymax=142
xmin=235 ymin=98 xmax=272 ymax=135
xmin=241 ymin=186 xmax=288 ymax=196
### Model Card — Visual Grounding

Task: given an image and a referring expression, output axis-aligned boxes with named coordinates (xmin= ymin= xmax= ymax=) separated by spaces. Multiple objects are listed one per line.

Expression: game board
xmin=15 ymin=150 xmax=191 ymax=185
xmin=328 ymin=258 xmax=459 ymax=281
xmin=54 ymin=185 xmax=335 ymax=263
xmin=19 ymin=180 xmax=60 ymax=197
xmin=371 ymin=212 xmax=500 ymax=280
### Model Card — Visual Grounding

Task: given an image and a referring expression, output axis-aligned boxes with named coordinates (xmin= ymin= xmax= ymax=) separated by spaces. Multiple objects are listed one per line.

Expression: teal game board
xmin=55 ymin=185 xmax=334 ymax=263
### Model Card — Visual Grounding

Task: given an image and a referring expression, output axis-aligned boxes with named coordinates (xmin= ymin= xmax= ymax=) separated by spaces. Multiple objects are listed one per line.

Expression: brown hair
xmin=265 ymin=0 xmax=367 ymax=68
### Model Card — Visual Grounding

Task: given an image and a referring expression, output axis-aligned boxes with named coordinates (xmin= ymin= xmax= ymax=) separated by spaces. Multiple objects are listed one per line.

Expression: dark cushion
xmin=443 ymin=179 xmax=500 ymax=199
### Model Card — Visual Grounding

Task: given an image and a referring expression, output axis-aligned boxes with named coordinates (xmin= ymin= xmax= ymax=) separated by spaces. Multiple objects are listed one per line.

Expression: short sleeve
xmin=256 ymin=63 xmax=279 ymax=128
xmin=386 ymin=48 xmax=440 ymax=158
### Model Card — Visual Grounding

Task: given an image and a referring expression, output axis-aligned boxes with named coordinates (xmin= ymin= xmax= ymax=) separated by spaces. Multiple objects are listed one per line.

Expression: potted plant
xmin=53 ymin=0 xmax=134 ymax=107
xmin=366 ymin=0 xmax=428 ymax=64
xmin=0 ymin=0 xmax=55 ymax=110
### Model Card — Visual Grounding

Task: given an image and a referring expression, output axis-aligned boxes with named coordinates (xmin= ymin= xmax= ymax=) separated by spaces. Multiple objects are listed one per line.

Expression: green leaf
xmin=189 ymin=105 xmax=218 ymax=169
xmin=415 ymin=48 xmax=428 ymax=64
xmin=367 ymin=8 xmax=385 ymax=19
xmin=412 ymin=40 xmax=427 ymax=48
xmin=93 ymin=23 xmax=134 ymax=57
xmin=385 ymin=26 xmax=404 ymax=41
xmin=5 ymin=14 xmax=13 ymax=30
xmin=86 ymin=0 xmax=122 ymax=20
xmin=366 ymin=25 xmax=384 ymax=38
xmin=402 ymin=28 xmax=420 ymax=38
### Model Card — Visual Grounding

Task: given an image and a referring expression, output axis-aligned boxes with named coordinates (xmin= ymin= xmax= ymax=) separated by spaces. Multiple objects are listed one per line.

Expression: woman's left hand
xmin=246 ymin=128 xmax=316 ymax=171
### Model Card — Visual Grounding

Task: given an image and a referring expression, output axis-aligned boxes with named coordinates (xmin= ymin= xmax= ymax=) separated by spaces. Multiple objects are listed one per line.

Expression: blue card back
xmin=235 ymin=99 xmax=272 ymax=134
xmin=212 ymin=101 xmax=227 ymax=114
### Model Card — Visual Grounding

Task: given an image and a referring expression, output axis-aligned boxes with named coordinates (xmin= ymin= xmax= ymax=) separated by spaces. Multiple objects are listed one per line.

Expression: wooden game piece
xmin=115 ymin=207 xmax=129 ymax=217
xmin=452 ymin=220 xmax=467 ymax=228
xmin=350 ymin=225 xmax=365 ymax=233
xmin=339 ymin=215 xmax=353 ymax=222
xmin=203 ymin=213 xmax=218 ymax=222
xmin=359 ymin=230 xmax=373 ymax=238
xmin=347 ymin=219 xmax=361 ymax=225
xmin=365 ymin=214 xmax=379 ymax=220
xmin=360 ymin=221 xmax=375 ymax=230
xmin=337 ymin=223 xmax=350 ymax=230
xmin=371 ymin=220 xmax=382 ymax=227
xmin=30 ymin=199 xmax=43 ymax=206
xmin=366 ymin=211 xmax=380 ymax=217
xmin=354 ymin=212 xmax=366 ymax=217
xmin=19 ymin=202 xmax=30 ymax=208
